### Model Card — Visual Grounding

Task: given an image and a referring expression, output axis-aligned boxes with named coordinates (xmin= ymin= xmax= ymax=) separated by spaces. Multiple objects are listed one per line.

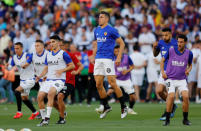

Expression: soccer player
xmin=21 ymin=40 xmax=49 ymax=122
xmin=53 ymin=40 xmax=83 ymax=124
xmin=161 ymin=34 xmax=193 ymax=126
xmin=11 ymin=42 xmax=39 ymax=119
xmin=107 ymin=45 xmax=137 ymax=114
xmin=196 ymin=41 xmax=201 ymax=103
xmin=92 ymin=11 xmax=127 ymax=119
xmin=153 ymin=28 xmax=178 ymax=120
xmin=36 ymin=35 xmax=75 ymax=126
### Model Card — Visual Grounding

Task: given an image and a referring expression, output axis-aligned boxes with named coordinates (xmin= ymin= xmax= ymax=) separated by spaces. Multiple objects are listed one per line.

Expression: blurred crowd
xmin=0 ymin=0 xmax=201 ymax=104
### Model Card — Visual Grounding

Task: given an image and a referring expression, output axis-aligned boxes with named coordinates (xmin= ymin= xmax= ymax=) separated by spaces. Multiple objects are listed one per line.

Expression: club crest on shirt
xmin=104 ymin=32 xmax=107 ymax=36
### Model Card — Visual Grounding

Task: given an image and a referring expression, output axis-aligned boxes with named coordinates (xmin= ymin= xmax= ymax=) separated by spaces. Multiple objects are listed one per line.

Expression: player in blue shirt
xmin=153 ymin=28 xmax=178 ymax=121
xmin=92 ymin=11 xmax=127 ymax=119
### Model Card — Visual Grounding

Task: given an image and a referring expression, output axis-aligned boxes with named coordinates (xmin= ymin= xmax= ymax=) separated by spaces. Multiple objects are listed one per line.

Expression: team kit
xmin=10 ymin=11 xmax=194 ymax=126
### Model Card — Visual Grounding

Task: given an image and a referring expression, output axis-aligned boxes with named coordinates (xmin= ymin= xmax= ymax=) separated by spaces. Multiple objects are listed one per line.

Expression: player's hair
xmin=15 ymin=42 xmax=23 ymax=47
xmin=99 ymin=11 xmax=110 ymax=20
xmin=133 ymin=44 xmax=140 ymax=51
xmin=63 ymin=40 xmax=71 ymax=45
xmin=162 ymin=28 xmax=171 ymax=32
xmin=35 ymin=40 xmax=44 ymax=45
xmin=177 ymin=34 xmax=187 ymax=42
xmin=50 ymin=35 xmax=61 ymax=41
xmin=114 ymin=45 xmax=120 ymax=49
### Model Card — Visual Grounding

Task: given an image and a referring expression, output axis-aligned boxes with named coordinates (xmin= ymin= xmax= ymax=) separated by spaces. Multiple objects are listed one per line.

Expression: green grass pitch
xmin=0 ymin=103 xmax=200 ymax=131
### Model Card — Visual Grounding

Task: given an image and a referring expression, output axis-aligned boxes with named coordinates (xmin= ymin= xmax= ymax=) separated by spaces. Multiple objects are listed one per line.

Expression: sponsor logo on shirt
xmin=162 ymin=51 xmax=167 ymax=56
xmin=97 ymin=37 xmax=107 ymax=42
xmin=172 ymin=60 xmax=184 ymax=67
xmin=47 ymin=60 xmax=59 ymax=65
xmin=104 ymin=32 xmax=107 ymax=36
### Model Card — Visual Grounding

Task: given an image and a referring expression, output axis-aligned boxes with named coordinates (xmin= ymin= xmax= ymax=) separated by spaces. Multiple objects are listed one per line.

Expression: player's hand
xmin=21 ymin=64 xmax=26 ymax=69
xmin=43 ymin=76 xmax=47 ymax=81
xmin=162 ymin=71 xmax=167 ymax=79
xmin=55 ymin=69 xmax=63 ymax=77
xmin=35 ymin=76 xmax=40 ymax=83
xmin=122 ymin=70 xmax=128 ymax=75
xmin=185 ymin=69 xmax=190 ymax=76
xmin=71 ymin=70 xmax=78 ymax=75
xmin=153 ymin=41 xmax=158 ymax=49
xmin=115 ymin=57 xmax=121 ymax=66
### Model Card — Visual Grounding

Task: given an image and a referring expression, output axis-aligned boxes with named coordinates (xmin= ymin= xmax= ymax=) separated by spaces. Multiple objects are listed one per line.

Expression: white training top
xmin=11 ymin=52 xmax=34 ymax=80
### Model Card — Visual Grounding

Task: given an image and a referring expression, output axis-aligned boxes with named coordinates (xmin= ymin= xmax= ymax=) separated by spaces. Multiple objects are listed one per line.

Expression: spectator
xmin=0 ymin=29 xmax=11 ymax=56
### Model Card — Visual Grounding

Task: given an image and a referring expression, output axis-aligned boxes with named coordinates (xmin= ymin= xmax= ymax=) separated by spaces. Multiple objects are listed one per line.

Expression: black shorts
xmin=58 ymin=83 xmax=74 ymax=100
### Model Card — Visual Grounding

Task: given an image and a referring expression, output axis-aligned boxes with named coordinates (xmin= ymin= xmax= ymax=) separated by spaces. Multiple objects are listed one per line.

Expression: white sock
xmin=46 ymin=107 xmax=52 ymax=118
xmin=40 ymin=109 xmax=46 ymax=119
xmin=196 ymin=95 xmax=199 ymax=101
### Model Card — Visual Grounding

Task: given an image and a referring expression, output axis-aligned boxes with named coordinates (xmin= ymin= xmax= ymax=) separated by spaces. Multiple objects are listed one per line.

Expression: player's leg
xmin=156 ymin=84 xmax=167 ymax=101
xmin=145 ymin=82 xmax=153 ymax=102
xmin=107 ymin=75 xmax=127 ymax=118
xmin=56 ymin=93 xmax=66 ymax=124
xmin=37 ymin=91 xmax=47 ymax=120
xmin=179 ymin=80 xmax=191 ymax=125
xmin=13 ymin=86 xmax=23 ymax=119
xmin=154 ymin=82 xmax=161 ymax=101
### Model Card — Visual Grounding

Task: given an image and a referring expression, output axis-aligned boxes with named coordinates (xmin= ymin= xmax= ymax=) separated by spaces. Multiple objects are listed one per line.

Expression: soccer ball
xmin=20 ymin=128 xmax=32 ymax=131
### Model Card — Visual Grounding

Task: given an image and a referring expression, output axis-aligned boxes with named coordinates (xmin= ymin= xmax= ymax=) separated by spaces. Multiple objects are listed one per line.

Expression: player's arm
xmin=153 ymin=41 xmax=160 ymax=57
xmin=37 ymin=65 xmax=48 ymax=82
xmin=122 ymin=56 xmax=134 ymax=75
xmin=91 ymin=40 xmax=97 ymax=64
xmin=21 ymin=53 xmax=33 ymax=69
xmin=115 ymin=37 xmax=125 ymax=66
xmin=160 ymin=50 xmax=169 ymax=79
xmin=185 ymin=51 xmax=193 ymax=76
xmin=71 ymin=56 xmax=84 ymax=75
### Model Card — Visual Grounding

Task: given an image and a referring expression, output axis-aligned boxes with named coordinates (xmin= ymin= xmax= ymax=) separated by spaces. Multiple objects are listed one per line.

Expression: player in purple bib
xmin=106 ymin=45 xmax=137 ymax=115
xmin=161 ymin=34 xmax=193 ymax=126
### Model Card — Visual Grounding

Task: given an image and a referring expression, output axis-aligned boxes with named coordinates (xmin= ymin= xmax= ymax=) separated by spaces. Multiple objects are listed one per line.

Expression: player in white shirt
xmin=22 ymin=40 xmax=49 ymax=120
xmin=196 ymin=41 xmax=201 ymax=103
xmin=36 ymin=35 xmax=75 ymax=126
xmin=11 ymin=42 xmax=39 ymax=120
xmin=130 ymin=45 xmax=147 ymax=102
xmin=145 ymin=50 xmax=161 ymax=102
xmin=188 ymin=41 xmax=200 ymax=101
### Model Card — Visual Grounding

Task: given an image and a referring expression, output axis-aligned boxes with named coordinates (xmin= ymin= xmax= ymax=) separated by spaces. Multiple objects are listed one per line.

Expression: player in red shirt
xmin=54 ymin=40 xmax=83 ymax=124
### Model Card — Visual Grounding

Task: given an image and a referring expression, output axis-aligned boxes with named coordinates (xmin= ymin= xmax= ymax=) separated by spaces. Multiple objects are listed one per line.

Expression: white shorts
xmin=42 ymin=80 xmax=65 ymax=94
xmin=39 ymin=81 xmax=50 ymax=93
xmin=165 ymin=79 xmax=188 ymax=94
xmin=116 ymin=79 xmax=135 ymax=94
xmin=20 ymin=79 xmax=35 ymax=96
xmin=187 ymin=69 xmax=197 ymax=82
xmin=147 ymin=69 xmax=158 ymax=83
xmin=131 ymin=73 xmax=144 ymax=86
xmin=158 ymin=72 xmax=165 ymax=85
xmin=94 ymin=59 xmax=115 ymax=76
xmin=197 ymin=74 xmax=201 ymax=88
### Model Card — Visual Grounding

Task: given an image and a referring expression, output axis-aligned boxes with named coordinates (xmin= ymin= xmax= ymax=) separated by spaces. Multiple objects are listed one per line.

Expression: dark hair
xmin=162 ymin=28 xmax=171 ymax=32
xmin=63 ymin=40 xmax=71 ymax=45
xmin=114 ymin=45 xmax=120 ymax=49
xmin=35 ymin=40 xmax=44 ymax=45
xmin=99 ymin=11 xmax=110 ymax=20
xmin=177 ymin=34 xmax=188 ymax=42
xmin=15 ymin=42 xmax=23 ymax=47
xmin=133 ymin=44 xmax=139 ymax=51
xmin=50 ymin=35 xmax=61 ymax=41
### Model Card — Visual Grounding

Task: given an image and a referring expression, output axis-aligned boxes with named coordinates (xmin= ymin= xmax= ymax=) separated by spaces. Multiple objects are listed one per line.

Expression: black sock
xmin=23 ymin=100 xmax=36 ymax=113
xmin=166 ymin=112 xmax=171 ymax=122
xmin=118 ymin=96 xmax=126 ymax=109
xmin=101 ymin=97 xmax=109 ymax=108
xmin=171 ymin=104 xmax=176 ymax=113
xmin=15 ymin=91 xmax=22 ymax=112
xmin=45 ymin=117 xmax=50 ymax=121
xmin=129 ymin=100 xmax=135 ymax=109
xmin=183 ymin=112 xmax=188 ymax=121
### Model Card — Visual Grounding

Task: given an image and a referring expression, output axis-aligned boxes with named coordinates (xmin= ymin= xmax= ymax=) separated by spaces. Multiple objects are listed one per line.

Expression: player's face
xmin=114 ymin=48 xmax=119 ymax=56
xmin=162 ymin=32 xmax=171 ymax=42
xmin=35 ymin=42 xmax=44 ymax=54
xmin=14 ymin=45 xmax=23 ymax=56
xmin=50 ymin=39 xmax=59 ymax=50
xmin=59 ymin=41 xmax=65 ymax=50
xmin=177 ymin=38 xmax=186 ymax=50
xmin=99 ymin=14 xmax=108 ymax=26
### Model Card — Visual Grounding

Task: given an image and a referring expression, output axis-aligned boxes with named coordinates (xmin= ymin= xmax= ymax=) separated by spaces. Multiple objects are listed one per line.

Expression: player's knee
xmin=14 ymin=90 xmax=21 ymax=96
xmin=96 ymin=82 xmax=103 ymax=89
xmin=37 ymin=95 xmax=43 ymax=102
xmin=57 ymin=93 xmax=64 ymax=101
